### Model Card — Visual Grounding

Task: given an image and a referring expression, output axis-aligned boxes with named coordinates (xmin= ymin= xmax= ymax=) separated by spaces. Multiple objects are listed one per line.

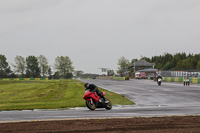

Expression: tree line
xmin=2 ymin=52 xmax=199 ymax=79
xmin=117 ymin=52 xmax=200 ymax=72
xmin=142 ymin=52 xmax=200 ymax=71
xmin=0 ymin=54 xmax=74 ymax=79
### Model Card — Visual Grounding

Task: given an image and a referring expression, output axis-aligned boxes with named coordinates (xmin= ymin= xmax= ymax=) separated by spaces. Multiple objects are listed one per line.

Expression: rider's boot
xmin=101 ymin=96 xmax=109 ymax=104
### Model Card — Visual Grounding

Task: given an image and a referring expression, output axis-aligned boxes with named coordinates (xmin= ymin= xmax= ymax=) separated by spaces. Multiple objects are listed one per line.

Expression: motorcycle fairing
xmin=83 ymin=90 xmax=100 ymax=103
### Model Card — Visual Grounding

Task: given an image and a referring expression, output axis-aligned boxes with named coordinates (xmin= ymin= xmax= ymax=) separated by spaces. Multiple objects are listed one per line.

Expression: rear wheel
xmin=105 ymin=98 xmax=112 ymax=110
xmin=86 ymin=100 xmax=96 ymax=110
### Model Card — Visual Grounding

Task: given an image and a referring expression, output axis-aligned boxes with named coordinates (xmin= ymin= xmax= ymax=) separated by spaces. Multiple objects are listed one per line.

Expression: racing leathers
xmin=85 ymin=83 xmax=106 ymax=102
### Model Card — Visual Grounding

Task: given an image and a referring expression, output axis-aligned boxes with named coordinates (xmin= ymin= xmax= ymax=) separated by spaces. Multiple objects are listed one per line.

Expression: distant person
xmin=184 ymin=77 xmax=190 ymax=86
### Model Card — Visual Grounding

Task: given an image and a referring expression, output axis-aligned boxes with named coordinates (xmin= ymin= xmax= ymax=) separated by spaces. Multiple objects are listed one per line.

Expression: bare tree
xmin=38 ymin=55 xmax=49 ymax=77
xmin=12 ymin=55 xmax=26 ymax=77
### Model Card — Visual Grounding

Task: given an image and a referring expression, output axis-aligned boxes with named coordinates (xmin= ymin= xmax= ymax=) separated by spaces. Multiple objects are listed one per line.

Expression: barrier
xmin=162 ymin=77 xmax=200 ymax=84
xmin=192 ymin=78 xmax=198 ymax=84
xmin=112 ymin=77 xmax=126 ymax=80
xmin=97 ymin=76 xmax=125 ymax=81
xmin=96 ymin=76 xmax=112 ymax=80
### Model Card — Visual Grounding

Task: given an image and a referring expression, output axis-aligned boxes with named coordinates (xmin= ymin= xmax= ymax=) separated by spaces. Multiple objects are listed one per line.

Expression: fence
xmin=161 ymin=71 xmax=200 ymax=78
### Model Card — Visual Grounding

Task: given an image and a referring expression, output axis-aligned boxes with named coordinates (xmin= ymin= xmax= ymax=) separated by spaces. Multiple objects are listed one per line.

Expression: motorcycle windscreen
xmin=83 ymin=90 xmax=90 ymax=99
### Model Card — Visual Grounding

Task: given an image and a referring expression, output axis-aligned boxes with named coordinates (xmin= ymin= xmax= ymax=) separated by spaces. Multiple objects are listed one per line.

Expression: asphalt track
xmin=1 ymin=79 xmax=200 ymax=123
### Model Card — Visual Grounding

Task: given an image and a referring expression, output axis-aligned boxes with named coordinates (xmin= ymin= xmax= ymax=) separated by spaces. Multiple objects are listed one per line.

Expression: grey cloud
xmin=0 ymin=0 xmax=63 ymax=13
xmin=1 ymin=0 xmax=200 ymax=74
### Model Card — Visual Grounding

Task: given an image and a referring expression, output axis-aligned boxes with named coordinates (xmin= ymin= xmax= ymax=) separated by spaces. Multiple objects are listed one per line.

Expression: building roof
xmin=137 ymin=68 xmax=158 ymax=72
xmin=132 ymin=60 xmax=155 ymax=67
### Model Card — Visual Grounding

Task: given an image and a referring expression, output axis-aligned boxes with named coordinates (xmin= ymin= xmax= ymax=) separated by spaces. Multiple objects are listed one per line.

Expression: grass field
xmin=0 ymin=79 xmax=134 ymax=110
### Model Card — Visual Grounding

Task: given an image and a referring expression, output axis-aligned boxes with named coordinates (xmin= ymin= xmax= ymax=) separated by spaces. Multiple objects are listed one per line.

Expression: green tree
xmin=130 ymin=52 xmax=200 ymax=71
xmin=64 ymin=73 xmax=73 ymax=79
xmin=131 ymin=58 xmax=138 ymax=64
xmin=197 ymin=61 xmax=200 ymax=70
xmin=0 ymin=54 xmax=11 ymax=78
xmin=162 ymin=53 xmax=173 ymax=66
xmin=38 ymin=55 xmax=49 ymax=77
xmin=183 ymin=58 xmax=194 ymax=70
xmin=74 ymin=71 xmax=84 ymax=78
xmin=54 ymin=56 xmax=74 ymax=78
xmin=175 ymin=58 xmax=194 ymax=70
xmin=172 ymin=53 xmax=187 ymax=69
xmin=117 ymin=56 xmax=130 ymax=73
xmin=26 ymin=56 xmax=40 ymax=78
xmin=12 ymin=55 xmax=26 ymax=77
xmin=162 ymin=61 xmax=172 ymax=70
xmin=48 ymin=67 xmax=52 ymax=79
xmin=141 ymin=56 xmax=151 ymax=62
xmin=53 ymin=71 xmax=61 ymax=79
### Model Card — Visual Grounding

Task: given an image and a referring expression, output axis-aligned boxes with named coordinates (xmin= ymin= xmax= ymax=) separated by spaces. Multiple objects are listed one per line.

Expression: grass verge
xmin=0 ymin=79 xmax=134 ymax=110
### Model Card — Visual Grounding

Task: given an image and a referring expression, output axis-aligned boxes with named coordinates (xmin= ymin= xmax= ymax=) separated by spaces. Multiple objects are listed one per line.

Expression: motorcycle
xmin=157 ymin=78 xmax=162 ymax=86
xmin=83 ymin=89 xmax=112 ymax=110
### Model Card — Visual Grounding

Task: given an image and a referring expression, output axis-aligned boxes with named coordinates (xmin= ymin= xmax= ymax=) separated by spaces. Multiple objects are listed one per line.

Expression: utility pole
xmin=134 ymin=60 xmax=136 ymax=73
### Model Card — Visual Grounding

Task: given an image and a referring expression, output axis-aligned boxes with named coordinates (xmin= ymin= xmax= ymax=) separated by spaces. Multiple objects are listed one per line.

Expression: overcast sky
xmin=1 ymin=0 xmax=200 ymax=74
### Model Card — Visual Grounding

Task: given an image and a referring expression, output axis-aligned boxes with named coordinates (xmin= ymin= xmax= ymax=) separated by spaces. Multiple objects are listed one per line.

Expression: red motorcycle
xmin=83 ymin=89 xmax=112 ymax=110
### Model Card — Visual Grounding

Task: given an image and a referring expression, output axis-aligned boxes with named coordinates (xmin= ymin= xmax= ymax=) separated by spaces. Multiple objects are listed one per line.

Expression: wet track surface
xmin=1 ymin=79 xmax=200 ymax=122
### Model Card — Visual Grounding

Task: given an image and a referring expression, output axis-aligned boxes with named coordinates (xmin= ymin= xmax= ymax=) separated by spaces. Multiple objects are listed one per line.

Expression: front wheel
xmin=105 ymin=98 xmax=112 ymax=110
xmin=86 ymin=100 xmax=96 ymax=111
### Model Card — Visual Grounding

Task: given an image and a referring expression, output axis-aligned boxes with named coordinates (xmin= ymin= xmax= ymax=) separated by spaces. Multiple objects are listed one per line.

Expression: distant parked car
xmin=135 ymin=72 xmax=147 ymax=79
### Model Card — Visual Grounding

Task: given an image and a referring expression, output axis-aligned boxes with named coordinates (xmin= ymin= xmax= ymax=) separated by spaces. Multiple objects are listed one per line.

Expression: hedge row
xmin=0 ymin=78 xmax=48 ymax=81
xmin=97 ymin=76 xmax=125 ymax=80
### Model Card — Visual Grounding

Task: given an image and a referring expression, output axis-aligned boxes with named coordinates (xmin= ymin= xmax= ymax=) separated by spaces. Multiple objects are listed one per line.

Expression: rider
xmin=84 ymin=83 xmax=108 ymax=103
xmin=156 ymin=74 xmax=162 ymax=83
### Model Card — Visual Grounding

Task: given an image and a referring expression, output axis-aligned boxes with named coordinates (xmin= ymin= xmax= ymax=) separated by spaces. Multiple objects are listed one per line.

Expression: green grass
xmin=0 ymin=80 xmax=134 ymax=110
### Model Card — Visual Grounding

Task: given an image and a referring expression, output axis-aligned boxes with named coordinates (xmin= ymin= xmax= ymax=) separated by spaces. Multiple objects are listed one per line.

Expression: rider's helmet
xmin=84 ymin=83 xmax=90 ymax=88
